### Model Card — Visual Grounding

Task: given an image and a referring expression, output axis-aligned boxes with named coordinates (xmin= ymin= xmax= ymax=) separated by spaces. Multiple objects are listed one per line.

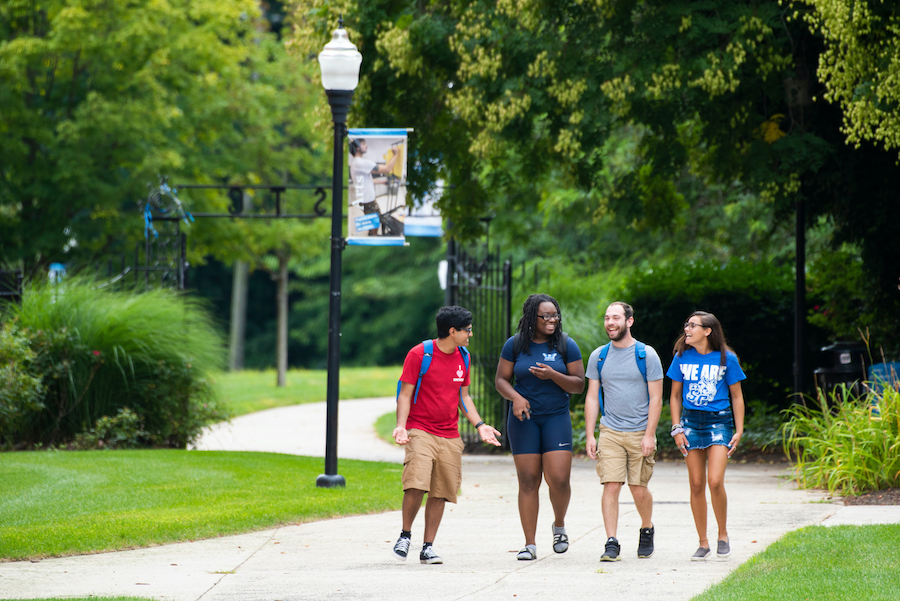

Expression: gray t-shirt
xmin=586 ymin=341 xmax=664 ymax=432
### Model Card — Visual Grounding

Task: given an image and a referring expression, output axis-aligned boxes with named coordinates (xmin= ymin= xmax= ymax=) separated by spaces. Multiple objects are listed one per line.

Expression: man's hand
xmin=393 ymin=426 xmax=410 ymax=445
xmin=641 ymin=434 xmax=655 ymax=457
xmin=586 ymin=436 xmax=597 ymax=460
xmin=477 ymin=423 xmax=503 ymax=447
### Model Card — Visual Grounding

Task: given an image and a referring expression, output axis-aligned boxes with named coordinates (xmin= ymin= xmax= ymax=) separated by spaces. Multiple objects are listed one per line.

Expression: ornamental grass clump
xmin=782 ymin=381 xmax=900 ymax=495
xmin=0 ymin=277 xmax=227 ymax=449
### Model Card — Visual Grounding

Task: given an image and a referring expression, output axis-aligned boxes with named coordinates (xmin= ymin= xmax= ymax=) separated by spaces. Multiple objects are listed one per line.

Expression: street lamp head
xmin=318 ymin=24 xmax=362 ymax=92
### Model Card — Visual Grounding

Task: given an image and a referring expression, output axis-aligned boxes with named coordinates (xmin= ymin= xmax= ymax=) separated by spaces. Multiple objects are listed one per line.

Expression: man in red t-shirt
xmin=391 ymin=305 xmax=501 ymax=564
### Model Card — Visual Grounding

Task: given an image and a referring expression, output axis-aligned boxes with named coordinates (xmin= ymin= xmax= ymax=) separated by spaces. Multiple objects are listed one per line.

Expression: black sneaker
xmin=717 ymin=539 xmax=731 ymax=559
xmin=392 ymin=536 xmax=411 ymax=561
xmin=637 ymin=525 xmax=654 ymax=558
xmin=420 ymin=544 xmax=443 ymax=564
xmin=600 ymin=537 xmax=621 ymax=561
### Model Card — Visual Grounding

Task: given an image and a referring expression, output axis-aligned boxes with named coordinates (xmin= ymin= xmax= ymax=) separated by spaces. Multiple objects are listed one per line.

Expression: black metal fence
xmin=0 ymin=269 xmax=23 ymax=305
xmin=448 ymin=243 xmax=512 ymax=449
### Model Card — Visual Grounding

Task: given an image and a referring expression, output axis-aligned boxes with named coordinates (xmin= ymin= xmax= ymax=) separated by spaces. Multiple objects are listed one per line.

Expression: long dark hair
xmin=516 ymin=293 xmax=562 ymax=354
xmin=673 ymin=310 xmax=738 ymax=364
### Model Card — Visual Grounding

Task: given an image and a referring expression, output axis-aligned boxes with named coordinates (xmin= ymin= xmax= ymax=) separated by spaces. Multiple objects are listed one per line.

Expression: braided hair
xmin=516 ymin=293 xmax=562 ymax=355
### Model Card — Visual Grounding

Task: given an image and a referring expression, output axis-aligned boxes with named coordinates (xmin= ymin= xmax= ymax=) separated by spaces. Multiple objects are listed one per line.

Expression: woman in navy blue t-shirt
xmin=667 ymin=310 xmax=745 ymax=562
xmin=495 ymin=294 xmax=584 ymax=561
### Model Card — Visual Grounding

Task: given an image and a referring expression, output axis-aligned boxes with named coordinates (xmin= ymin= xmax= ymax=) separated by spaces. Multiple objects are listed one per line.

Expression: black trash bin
xmin=813 ymin=342 xmax=867 ymax=399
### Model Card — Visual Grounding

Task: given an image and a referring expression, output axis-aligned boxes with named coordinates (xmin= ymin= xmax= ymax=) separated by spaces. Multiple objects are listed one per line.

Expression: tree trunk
xmin=228 ymin=191 xmax=251 ymax=371
xmin=228 ymin=260 xmax=249 ymax=371
xmin=276 ymin=251 xmax=289 ymax=387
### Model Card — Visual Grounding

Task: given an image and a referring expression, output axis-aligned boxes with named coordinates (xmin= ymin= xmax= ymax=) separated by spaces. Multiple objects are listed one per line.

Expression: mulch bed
xmin=843 ymin=488 xmax=900 ymax=506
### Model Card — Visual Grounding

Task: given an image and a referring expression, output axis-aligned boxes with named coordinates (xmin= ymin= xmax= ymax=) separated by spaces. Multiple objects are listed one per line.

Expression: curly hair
xmin=515 ymin=293 xmax=562 ymax=355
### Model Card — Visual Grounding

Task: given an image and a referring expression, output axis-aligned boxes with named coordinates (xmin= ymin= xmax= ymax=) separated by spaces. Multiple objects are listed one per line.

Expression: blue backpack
xmin=397 ymin=339 xmax=471 ymax=413
xmin=596 ymin=341 xmax=647 ymax=415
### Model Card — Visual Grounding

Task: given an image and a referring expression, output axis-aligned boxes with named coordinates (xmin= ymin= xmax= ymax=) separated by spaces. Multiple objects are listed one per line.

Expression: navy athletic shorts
xmin=506 ymin=408 xmax=573 ymax=455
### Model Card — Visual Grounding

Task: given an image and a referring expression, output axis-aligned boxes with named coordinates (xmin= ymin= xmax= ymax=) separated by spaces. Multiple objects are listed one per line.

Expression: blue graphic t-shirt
xmin=500 ymin=335 xmax=582 ymax=417
xmin=666 ymin=347 xmax=746 ymax=413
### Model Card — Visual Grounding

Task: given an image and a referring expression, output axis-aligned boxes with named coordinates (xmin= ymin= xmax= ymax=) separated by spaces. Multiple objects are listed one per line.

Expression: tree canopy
xmin=795 ymin=0 xmax=900 ymax=154
xmin=289 ymin=0 xmax=899 ymax=353
xmin=0 ymin=0 xmax=329 ymax=275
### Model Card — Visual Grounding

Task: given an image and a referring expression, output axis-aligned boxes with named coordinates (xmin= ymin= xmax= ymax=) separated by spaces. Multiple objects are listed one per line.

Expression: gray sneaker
xmin=600 ymin=537 xmax=621 ymax=561
xmin=691 ymin=546 xmax=711 ymax=561
xmin=420 ymin=544 xmax=443 ymax=564
xmin=717 ymin=539 xmax=731 ymax=559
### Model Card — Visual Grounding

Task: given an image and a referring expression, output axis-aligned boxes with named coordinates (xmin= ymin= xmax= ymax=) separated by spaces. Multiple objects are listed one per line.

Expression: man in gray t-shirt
xmin=585 ymin=302 xmax=663 ymax=562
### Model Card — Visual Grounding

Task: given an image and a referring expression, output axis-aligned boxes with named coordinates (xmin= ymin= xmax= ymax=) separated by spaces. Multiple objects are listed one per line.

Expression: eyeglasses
xmin=460 ymin=326 xmax=473 ymax=333
xmin=684 ymin=322 xmax=705 ymax=329
xmin=538 ymin=314 xmax=561 ymax=322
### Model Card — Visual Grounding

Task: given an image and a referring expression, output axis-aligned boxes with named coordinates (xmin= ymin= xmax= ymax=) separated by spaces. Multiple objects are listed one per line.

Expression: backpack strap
xmin=458 ymin=346 xmax=470 ymax=413
xmin=396 ymin=340 xmax=469 ymax=409
xmin=596 ymin=343 xmax=611 ymax=415
xmin=396 ymin=339 xmax=434 ymax=404
xmin=635 ymin=341 xmax=647 ymax=382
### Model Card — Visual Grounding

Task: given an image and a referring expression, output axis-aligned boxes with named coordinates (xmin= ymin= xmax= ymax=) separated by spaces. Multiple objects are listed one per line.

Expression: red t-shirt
xmin=400 ymin=340 xmax=470 ymax=438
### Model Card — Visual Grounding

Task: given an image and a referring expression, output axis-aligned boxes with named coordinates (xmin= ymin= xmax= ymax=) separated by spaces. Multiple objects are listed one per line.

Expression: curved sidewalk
xmin=1 ymin=397 xmax=897 ymax=601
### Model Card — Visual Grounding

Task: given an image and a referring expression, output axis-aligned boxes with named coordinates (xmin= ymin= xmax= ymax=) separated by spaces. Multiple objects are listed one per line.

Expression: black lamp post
xmin=316 ymin=21 xmax=362 ymax=488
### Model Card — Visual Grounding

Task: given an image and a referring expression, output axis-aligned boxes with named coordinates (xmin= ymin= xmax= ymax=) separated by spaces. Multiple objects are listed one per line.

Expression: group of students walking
xmin=390 ymin=296 xmax=745 ymax=565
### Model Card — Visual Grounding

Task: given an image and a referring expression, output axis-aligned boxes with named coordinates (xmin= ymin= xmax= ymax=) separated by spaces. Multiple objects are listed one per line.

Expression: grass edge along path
xmin=0 ymin=449 xmax=401 ymax=562
xmin=692 ymin=523 xmax=900 ymax=601
xmin=215 ymin=366 xmax=401 ymax=417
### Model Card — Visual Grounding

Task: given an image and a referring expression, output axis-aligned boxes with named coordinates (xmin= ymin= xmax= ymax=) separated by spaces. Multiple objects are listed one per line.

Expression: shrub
xmin=72 ymin=407 xmax=149 ymax=449
xmin=0 ymin=321 xmax=45 ymax=447
xmin=782 ymin=383 xmax=900 ymax=495
xmin=1 ymin=277 xmax=228 ymax=448
xmin=618 ymin=258 xmax=827 ymax=410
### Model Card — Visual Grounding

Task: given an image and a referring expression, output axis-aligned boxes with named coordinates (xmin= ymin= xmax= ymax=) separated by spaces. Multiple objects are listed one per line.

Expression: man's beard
xmin=607 ymin=327 xmax=627 ymax=342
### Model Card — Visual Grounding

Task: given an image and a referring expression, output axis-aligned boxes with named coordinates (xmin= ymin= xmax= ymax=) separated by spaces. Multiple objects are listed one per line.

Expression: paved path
xmin=2 ymin=397 xmax=897 ymax=601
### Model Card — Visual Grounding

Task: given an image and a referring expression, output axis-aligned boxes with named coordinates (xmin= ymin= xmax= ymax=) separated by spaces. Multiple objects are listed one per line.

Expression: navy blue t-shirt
xmin=499 ymin=335 xmax=582 ymax=417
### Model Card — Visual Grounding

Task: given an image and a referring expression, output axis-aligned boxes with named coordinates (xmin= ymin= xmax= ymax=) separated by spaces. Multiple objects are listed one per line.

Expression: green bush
xmin=619 ymin=258 xmax=826 ymax=410
xmin=0 ymin=322 xmax=45 ymax=440
xmin=782 ymin=383 xmax=900 ymax=494
xmin=1 ymin=278 xmax=227 ymax=448
xmin=73 ymin=407 xmax=148 ymax=450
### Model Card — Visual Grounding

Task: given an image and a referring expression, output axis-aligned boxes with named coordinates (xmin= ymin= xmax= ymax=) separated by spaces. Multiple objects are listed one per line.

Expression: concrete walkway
xmin=1 ymin=397 xmax=897 ymax=601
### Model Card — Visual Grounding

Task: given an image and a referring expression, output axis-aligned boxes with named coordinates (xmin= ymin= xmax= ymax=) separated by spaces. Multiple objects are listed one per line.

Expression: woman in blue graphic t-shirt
xmin=495 ymin=294 xmax=584 ymax=561
xmin=667 ymin=311 xmax=745 ymax=563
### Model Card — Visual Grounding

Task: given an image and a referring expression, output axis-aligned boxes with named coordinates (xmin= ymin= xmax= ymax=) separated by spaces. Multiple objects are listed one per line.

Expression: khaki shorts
xmin=595 ymin=424 xmax=656 ymax=486
xmin=402 ymin=429 xmax=464 ymax=503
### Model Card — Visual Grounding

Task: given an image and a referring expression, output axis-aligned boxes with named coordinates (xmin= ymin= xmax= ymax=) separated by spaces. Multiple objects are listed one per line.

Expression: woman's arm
xmin=495 ymin=357 xmax=532 ymax=420
xmin=727 ymin=381 xmax=745 ymax=458
xmin=669 ymin=380 xmax=688 ymax=457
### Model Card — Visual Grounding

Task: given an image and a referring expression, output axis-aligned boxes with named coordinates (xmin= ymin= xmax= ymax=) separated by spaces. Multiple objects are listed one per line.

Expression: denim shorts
xmin=682 ymin=408 xmax=734 ymax=451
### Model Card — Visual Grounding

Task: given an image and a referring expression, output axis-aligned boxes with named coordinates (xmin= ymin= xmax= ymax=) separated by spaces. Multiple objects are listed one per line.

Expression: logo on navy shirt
xmin=543 ymin=352 xmax=558 ymax=362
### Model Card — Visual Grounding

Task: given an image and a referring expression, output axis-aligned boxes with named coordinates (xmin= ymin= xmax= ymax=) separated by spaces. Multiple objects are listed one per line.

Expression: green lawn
xmin=214 ymin=366 xmax=401 ymax=416
xmin=694 ymin=524 xmax=900 ymax=600
xmin=0 ymin=449 xmax=401 ymax=561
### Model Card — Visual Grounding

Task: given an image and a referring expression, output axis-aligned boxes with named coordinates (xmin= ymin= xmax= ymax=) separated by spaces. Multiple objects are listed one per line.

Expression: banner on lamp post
xmin=347 ymin=128 xmax=408 ymax=247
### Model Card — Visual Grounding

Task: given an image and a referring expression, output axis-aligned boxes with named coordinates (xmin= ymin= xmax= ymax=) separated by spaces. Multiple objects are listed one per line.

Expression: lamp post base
xmin=316 ymin=473 xmax=346 ymax=488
